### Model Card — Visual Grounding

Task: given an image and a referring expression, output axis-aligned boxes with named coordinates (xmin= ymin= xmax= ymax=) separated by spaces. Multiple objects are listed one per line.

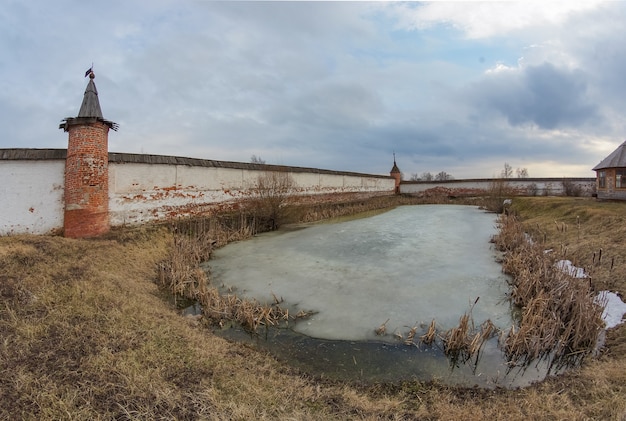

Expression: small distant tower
xmin=59 ymin=71 xmax=118 ymax=238
xmin=390 ymin=153 xmax=401 ymax=194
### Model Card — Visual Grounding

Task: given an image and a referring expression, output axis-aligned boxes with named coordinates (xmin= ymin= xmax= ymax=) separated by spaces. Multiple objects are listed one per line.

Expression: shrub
xmin=481 ymin=179 xmax=516 ymax=213
xmin=252 ymin=170 xmax=296 ymax=230
xmin=562 ymin=179 xmax=582 ymax=197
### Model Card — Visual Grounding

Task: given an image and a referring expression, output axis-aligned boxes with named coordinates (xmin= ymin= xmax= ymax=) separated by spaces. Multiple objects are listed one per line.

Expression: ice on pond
xmin=209 ymin=205 xmax=512 ymax=341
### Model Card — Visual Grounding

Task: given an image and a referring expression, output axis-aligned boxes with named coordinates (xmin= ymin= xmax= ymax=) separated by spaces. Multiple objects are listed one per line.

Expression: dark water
xmin=213 ymin=325 xmax=557 ymax=388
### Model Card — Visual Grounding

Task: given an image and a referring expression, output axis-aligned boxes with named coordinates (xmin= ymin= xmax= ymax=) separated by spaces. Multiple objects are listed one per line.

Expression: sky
xmin=2 ymin=1 xmax=625 ymax=179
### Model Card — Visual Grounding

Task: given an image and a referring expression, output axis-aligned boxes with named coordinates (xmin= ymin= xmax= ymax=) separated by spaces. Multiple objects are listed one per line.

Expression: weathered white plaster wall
xmin=0 ymin=160 xmax=65 ymax=235
xmin=108 ymin=162 xmax=396 ymax=226
xmin=2 ymin=149 xmax=597 ymax=236
xmin=400 ymin=178 xmax=596 ymax=196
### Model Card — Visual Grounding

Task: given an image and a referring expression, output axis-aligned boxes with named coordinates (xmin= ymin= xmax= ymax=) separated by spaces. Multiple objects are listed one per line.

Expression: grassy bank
xmin=1 ymin=196 xmax=625 ymax=420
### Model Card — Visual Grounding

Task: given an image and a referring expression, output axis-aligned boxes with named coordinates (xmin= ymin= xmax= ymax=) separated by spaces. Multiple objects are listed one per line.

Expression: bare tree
xmin=250 ymin=154 xmax=266 ymax=164
xmin=409 ymin=173 xmax=421 ymax=181
xmin=516 ymin=167 xmax=529 ymax=178
xmin=421 ymin=172 xmax=434 ymax=181
xmin=501 ymin=162 xmax=513 ymax=178
xmin=435 ymin=171 xmax=453 ymax=181
xmin=254 ymin=170 xmax=295 ymax=230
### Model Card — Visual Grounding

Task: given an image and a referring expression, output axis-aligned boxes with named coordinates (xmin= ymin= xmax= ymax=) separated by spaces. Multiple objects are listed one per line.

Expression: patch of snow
xmin=555 ymin=260 xmax=626 ymax=329
xmin=597 ymin=291 xmax=626 ymax=329
xmin=556 ymin=259 xmax=587 ymax=278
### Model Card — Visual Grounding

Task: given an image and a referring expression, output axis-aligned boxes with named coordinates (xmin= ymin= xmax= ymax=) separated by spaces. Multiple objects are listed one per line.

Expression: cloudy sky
xmin=2 ymin=1 xmax=625 ymax=178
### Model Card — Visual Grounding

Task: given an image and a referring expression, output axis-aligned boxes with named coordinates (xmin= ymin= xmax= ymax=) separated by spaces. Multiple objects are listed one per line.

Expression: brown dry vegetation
xmin=491 ymin=213 xmax=606 ymax=368
xmin=1 ymin=196 xmax=626 ymax=420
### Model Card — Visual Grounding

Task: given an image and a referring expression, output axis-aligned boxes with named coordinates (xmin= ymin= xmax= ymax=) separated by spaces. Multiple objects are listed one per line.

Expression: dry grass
xmin=441 ymin=299 xmax=497 ymax=365
xmin=492 ymin=211 xmax=606 ymax=367
xmin=1 ymin=196 xmax=626 ymax=420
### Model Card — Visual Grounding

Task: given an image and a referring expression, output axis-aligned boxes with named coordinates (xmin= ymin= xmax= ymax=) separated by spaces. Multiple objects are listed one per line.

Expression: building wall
xmin=0 ymin=149 xmax=602 ymax=236
xmin=0 ymin=159 xmax=65 ymax=235
xmin=0 ymin=149 xmax=395 ymax=234
xmin=595 ymin=168 xmax=626 ymax=200
xmin=400 ymin=178 xmax=596 ymax=197
xmin=108 ymin=159 xmax=394 ymax=225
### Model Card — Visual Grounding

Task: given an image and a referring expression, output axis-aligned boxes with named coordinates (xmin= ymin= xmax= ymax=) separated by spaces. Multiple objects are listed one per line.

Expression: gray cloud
xmin=470 ymin=63 xmax=599 ymax=130
xmin=1 ymin=1 xmax=624 ymax=178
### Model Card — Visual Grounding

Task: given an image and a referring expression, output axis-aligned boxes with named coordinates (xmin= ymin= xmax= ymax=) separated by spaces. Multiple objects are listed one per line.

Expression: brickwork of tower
xmin=60 ymin=71 xmax=116 ymax=238
xmin=64 ymin=121 xmax=110 ymax=238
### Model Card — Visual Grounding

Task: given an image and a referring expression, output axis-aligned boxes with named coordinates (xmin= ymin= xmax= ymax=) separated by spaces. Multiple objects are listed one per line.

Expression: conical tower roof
xmin=78 ymin=73 xmax=103 ymax=118
xmin=592 ymin=140 xmax=626 ymax=171
xmin=390 ymin=153 xmax=400 ymax=174
xmin=59 ymin=72 xmax=118 ymax=132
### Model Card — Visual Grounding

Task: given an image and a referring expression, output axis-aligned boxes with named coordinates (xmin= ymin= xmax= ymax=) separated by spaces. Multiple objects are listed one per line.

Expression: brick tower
xmin=59 ymin=71 xmax=118 ymax=238
xmin=390 ymin=154 xmax=401 ymax=194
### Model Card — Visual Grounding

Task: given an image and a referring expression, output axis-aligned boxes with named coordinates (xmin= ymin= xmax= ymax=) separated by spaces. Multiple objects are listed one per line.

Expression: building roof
xmin=592 ymin=140 xmax=626 ymax=171
xmin=78 ymin=73 xmax=103 ymax=118
xmin=59 ymin=72 xmax=118 ymax=132
xmin=390 ymin=153 xmax=400 ymax=174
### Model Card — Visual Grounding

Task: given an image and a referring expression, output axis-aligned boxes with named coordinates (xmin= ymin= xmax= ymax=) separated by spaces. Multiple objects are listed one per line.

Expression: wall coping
xmin=0 ymin=148 xmax=392 ymax=179
xmin=1 ymin=148 xmax=67 ymax=160
xmin=401 ymin=177 xmax=596 ymax=184
xmin=0 ymin=149 xmax=597 ymax=182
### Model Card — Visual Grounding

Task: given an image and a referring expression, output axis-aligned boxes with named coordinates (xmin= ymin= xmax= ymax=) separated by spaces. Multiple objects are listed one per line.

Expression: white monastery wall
xmin=400 ymin=178 xmax=596 ymax=196
xmin=0 ymin=149 xmax=598 ymax=236
xmin=108 ymin=160 xmax=395 ymax=226
xmin=0 ymin=160 xmax=65 ymax=235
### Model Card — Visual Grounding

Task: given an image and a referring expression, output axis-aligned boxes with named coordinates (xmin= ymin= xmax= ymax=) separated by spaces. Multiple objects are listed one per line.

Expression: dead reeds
xmin=441 ymin=298 xmax=498 ymax=364
xmin=420 ymin=319 xmax=437 ymax=345
xmin=156 ymin=214 xmax=311 ymax=333
xmin=157 ymin=214 xmax=258 ymax=302
xmin=197 ymin=286 xmax=294 ymax=332
xmin=493 ymin=214 xmax=605 ymax=367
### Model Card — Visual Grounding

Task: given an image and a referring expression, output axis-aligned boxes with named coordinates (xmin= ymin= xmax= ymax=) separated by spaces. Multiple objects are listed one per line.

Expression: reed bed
xmin=493 ymin=214 xmax=605 ymax=367
xmin=294 ymin=194 xmax=426 ymax=223
xmin=156 ymin=213 xmax=260 ymax=297
xmin=420 ymin=319 xmax=437 ymax=345
xmin=441 ymin=298 xmax=497 ymax=364
xmin=194 ymin=286 xmax=306 ymax=332
xmin=443 ymin=313 xmax=472 ymax=360
xmin=156 ymin=213 xmax=313 ymax=333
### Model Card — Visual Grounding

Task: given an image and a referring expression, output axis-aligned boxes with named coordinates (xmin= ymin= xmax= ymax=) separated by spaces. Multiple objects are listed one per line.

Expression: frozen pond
xmin=211 ymin=205 xmax=510 ymax=338
xmin=208 ymin=205 xmax=552 ymax=387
